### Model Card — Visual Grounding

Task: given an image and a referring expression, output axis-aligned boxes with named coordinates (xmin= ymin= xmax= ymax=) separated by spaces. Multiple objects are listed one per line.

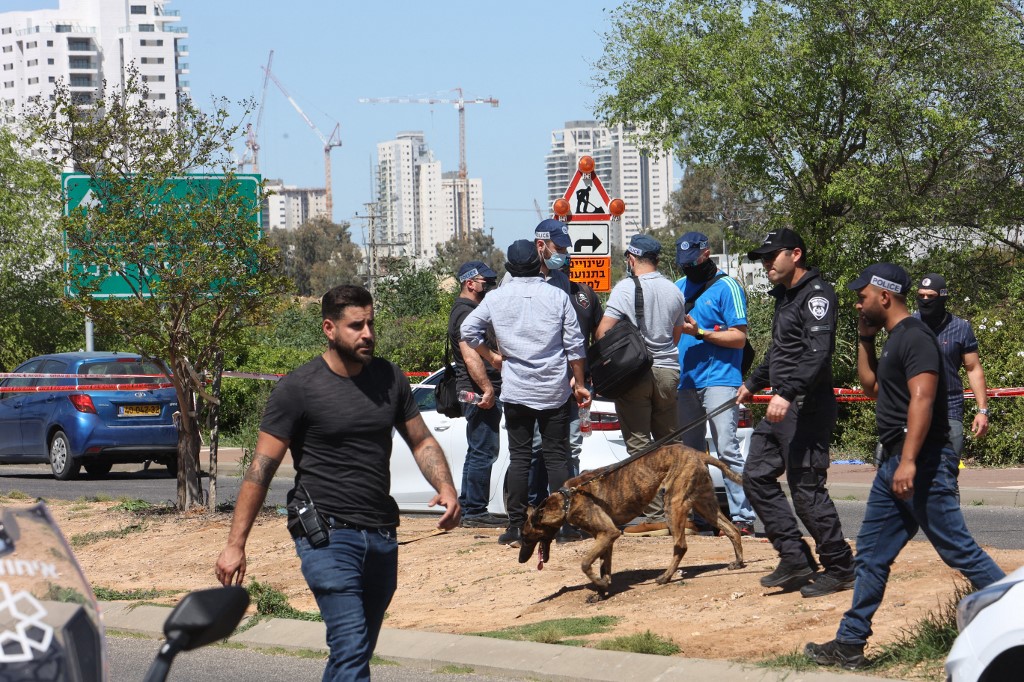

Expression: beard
xmin=859 ymin=308 xmax=885 ymax=329
xmin=329 ymin=336 xmax=374 ymax=366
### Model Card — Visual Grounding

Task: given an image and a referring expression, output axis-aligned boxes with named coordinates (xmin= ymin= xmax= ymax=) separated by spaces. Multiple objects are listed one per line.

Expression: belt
xmin=876 ymin=439 xmax=903 ymax=463
xmin=324 ymin=516 xmax=394 ymax=533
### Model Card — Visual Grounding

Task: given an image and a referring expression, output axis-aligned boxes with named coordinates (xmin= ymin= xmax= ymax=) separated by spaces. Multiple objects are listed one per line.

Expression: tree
xmin=27 ymin=73 xmax=291 ymax=509
xmin=432 ymin=230 xmax=506 ymax=281
xmin=268 ymin=216 xmax=363 ymax=296
xmin=596 ymin=0 xmax=1024 ymax=283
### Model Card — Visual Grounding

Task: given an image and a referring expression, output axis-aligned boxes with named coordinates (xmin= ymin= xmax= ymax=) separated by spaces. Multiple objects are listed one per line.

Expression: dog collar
xmin=557 ymin=487 xmax=574 ymax=515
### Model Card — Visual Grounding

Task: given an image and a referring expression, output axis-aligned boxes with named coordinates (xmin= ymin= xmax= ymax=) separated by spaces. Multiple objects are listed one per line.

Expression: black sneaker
xmin=804 ymin=640 xmax=867 ymax=670
xmin=800 ymin=570 xmax=855 ymax=598
xmin=460 ymin=513 xmax=507 ymax=528
xmin=556 ymin=525 xmax=586 ymax=544
xmin=760 ymin=561 xmax=815 ymax=588
xmin=733 ymin=520 xmax=755 ymax=537
xmin=498 ymin=526 xmax=522 ymax=547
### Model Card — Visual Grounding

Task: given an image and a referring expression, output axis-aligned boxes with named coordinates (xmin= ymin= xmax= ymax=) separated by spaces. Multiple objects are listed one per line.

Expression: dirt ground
xmin=43 ymin=501 xmax=1024 ymax=679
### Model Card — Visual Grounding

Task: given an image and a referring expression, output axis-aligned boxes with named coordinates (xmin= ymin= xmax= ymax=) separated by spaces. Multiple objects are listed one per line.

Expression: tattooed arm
xmin=398 ymin=413 xmax=461 ymax=530
xmin=215 ymin=431 xmax=288 ymax=586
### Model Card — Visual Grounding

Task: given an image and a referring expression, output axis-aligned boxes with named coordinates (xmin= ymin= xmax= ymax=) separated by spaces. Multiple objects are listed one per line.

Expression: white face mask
xmin=543 ymin=247 xmax=569 ymax=270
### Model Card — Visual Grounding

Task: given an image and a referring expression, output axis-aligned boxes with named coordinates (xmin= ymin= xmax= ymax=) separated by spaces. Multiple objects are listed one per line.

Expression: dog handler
xmin=215 ymin=285 xmax=460 ymax=682
xmin=737 ymin=229 xmax=855 ymax=598
xmin=805 ymin=263 xmax=1005 ymax=670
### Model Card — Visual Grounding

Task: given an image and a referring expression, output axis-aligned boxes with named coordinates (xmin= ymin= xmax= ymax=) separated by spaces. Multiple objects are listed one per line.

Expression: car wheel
xmin=49 ymin=431 xmax=79 ymax=481
xmin=165 ymin=457 xmax=178 ymax=477
xmin=84 ymin=461 xmax=113 ymax=477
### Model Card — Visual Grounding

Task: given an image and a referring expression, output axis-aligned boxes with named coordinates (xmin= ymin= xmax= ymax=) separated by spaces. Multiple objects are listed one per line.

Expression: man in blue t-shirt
xmin=674 ymin=232 xmax=757 ymax=535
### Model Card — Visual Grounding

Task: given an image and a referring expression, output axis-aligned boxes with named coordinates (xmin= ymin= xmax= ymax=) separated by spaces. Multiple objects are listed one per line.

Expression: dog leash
xmin=561 ymin=397 xmax=737 ymax=493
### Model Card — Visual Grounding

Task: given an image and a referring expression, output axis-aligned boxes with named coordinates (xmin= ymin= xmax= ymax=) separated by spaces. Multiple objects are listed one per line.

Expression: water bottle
xmin=579 ymin=406 xmax=592 ymax=437
xmin=458 ymin=390 xmax=483 ymax=404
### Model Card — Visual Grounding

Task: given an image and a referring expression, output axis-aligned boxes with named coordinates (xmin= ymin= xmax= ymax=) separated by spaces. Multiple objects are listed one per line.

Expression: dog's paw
xmin=586 ymin=591 xmax=609 ymax=603
xmin=728 ymin=561 xmax=745 ymax=570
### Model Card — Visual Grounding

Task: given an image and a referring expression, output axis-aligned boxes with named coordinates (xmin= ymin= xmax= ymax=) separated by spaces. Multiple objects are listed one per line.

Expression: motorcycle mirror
xmin=163 ymin=585 xmax=250 ymax=650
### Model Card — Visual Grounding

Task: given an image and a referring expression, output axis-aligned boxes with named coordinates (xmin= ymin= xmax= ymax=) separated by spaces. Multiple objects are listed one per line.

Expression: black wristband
xmin=859 ymin=335 xmax=876 ymax=343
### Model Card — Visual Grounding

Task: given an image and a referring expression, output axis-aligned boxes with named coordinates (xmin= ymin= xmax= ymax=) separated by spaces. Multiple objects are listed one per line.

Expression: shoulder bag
xmin=434 ymin=335 xmax=463 ymax=418
xmin=587 ymin=276 xmax=654 ymax=399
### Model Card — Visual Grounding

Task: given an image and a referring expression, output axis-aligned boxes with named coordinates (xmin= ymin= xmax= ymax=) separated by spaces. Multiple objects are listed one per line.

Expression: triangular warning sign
xmin=562 ymin=169 xmax=612 ymax=221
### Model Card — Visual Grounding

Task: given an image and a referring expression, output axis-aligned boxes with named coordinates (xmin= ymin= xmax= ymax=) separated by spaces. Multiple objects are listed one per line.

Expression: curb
xmin=825 ymin=483 xmax=1024 ymax=508
xmin=99 ymin=601 xmax=896 ymax=682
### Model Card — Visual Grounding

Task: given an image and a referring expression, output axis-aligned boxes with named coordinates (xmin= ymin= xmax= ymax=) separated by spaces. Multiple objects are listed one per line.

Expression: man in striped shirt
xmin=913 ymin=273 xmax=990 ymax=461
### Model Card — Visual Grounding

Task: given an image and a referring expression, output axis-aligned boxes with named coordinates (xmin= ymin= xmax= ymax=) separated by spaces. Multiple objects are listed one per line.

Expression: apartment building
xmin=546 ymin=120 xmax=674 ymax=250
xmin=0 ymin=0 xmax=188 ymax=118
xmin=376 ymin=131 xmax=484 ymax=265
xmin=262 ymin=179 xmax=328 ymax=231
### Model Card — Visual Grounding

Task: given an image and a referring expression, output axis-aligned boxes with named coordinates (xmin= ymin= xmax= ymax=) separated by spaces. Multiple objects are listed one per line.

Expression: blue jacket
xmin=676 ymin=272 xmax=747 ymax=389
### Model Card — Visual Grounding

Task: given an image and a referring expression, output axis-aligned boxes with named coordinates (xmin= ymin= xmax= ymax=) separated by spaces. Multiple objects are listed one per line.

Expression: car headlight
xmin=957 ymin=580 xmax=1021 ymax=630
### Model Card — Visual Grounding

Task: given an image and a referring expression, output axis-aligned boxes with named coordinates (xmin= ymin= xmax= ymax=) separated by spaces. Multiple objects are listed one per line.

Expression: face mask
xmin=682 ymin=258 xmax=717 ymax=283
xmin=479 ymin=279 xmax=496 ymax=298
xmin=544 ymin=248 xmax=569 ymax=271
xmin=918 ymin=297 xmax=947 ymax=326
xmin=624 ymin=257 xmax=634 ymax=277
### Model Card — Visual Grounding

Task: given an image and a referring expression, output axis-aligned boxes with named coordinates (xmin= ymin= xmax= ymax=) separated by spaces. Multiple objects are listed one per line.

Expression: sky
xmin=10 ymin=0 xmax=638 ymax=252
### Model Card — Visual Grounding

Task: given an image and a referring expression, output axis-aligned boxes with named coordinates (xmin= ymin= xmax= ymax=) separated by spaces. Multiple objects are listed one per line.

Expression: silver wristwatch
xmin=978 ymin=408 xmax=990 ymax=416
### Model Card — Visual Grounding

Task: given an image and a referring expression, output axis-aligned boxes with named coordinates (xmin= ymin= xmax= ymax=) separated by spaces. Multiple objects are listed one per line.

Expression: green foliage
xmin=872 ymin=580 xmax=970 ymax=672
xmin=26 ymin=70 xmax=292 ymax=508
xmin=111 ymin=498 xmax=153 ymax=514
xmin=375 ymin=312 xmax=450 ymax=374
xmin=373 ymin=258 xmax=449 ymax=319
xmin=472 ymin=616 xmax=619 ymax=645
xmin=432 ymin=230 xmax=506 ymax=281
xmin=268 ymin=216 xmax=363 ymax=296
xmin=70 ymin=523 xmax=146 ymax=548
xmin=92 ymin=586 xmax=179 ymax=601
xmin=594 ymin=630 xmax=681 ymax=656
xmin=247 ymin=579 xmax=322 ymax=622
xmin=596 ymin=0 xmax=1024 ymax=288
xmin=42 ymin=584 xmax=89 ymax=605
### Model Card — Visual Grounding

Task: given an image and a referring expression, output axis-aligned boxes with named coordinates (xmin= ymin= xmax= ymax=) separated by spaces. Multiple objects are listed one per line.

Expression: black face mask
xmin=918 ymin=297 xmax=948 ymax=327
xmin=682 ymin=258 xmax=718 ymax=283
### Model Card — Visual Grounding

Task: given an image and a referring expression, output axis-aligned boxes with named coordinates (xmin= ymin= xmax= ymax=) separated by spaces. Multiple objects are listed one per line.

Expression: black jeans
xmin=742 ymin=401 xmax=853 ymax=572
xmin=503 ymin=399 xmax=571 ymax=527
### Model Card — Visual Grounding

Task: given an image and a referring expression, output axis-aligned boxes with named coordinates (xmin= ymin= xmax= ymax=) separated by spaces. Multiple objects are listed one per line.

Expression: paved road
xmin=4 ymin=463 xmax=1024 ymax=549
xmin=107 ymin=635 xmax=528 ymax=682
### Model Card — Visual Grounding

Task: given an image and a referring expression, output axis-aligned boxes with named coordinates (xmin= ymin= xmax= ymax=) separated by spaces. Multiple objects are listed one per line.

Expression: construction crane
xmin=358 ymin=89 xmax=498 ymax=239
xmin=265 ymin=62 xmax=342 ymax=219
xmin=240 ymin=50 xmax=274 ymax=174
xmin=533 ymin=199 xmax=545 ymax=221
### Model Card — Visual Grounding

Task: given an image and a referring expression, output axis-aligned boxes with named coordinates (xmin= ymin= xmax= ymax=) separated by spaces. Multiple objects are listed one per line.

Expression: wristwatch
xmin=978 ymin=408 xmax=990 ymax=416
xmin=695 ymin=329 xmax=706 ymax=341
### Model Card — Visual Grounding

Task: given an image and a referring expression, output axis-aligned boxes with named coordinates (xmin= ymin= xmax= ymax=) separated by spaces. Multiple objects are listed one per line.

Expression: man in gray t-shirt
xmin=595 ymin=234 xmax=687 ymax=535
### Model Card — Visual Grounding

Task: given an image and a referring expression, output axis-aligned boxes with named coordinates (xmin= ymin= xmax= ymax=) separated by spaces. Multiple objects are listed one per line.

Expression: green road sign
xmin=62 ymin=173 xmax=262 ymax=299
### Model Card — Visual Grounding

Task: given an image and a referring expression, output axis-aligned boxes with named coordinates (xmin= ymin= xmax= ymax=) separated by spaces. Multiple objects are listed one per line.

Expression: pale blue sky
xmin=8 ymin=0 xmax=636 ymax=252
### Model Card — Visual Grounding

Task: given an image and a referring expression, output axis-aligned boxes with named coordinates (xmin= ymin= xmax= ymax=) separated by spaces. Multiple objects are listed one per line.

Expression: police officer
xmin=736 ymin=229 xmax=855 ymax=598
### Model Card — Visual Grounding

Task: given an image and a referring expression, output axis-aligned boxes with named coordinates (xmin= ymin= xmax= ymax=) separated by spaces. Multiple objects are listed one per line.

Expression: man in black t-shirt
xmin=806 ymin=263 xmax=1005 ymax=672
xmin=448 ymin=260 xmax=504 ymax=527
xmin=216 ymin=285 xmax=459 ymax=682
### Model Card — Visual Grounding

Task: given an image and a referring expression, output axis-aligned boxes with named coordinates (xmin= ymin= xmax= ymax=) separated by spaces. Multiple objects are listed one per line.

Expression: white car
xmin=390 ymin=368 xmax=754 ymax=516
xmin=945 ymin=565 xmax=1024 ymax=682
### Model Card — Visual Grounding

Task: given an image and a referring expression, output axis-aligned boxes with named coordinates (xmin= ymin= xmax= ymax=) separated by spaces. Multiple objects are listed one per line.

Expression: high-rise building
xmin=546 ymin=120 xmax=674 ymax=250
xmin=262 ymin=179 xmax=328 ymax=231
xmin=0 ymin=0 xmax=188 ymax=118
xmin=375 ymin=131 xmax=484 ymax=265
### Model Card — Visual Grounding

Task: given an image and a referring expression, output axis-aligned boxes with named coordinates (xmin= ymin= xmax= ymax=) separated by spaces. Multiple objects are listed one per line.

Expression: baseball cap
xmin=747 ymin=228 xmax=806 ymax=260
xmin=847 ymin=263 xmax=912 ymax=295
xmin=505 ymin=239 xmax=542 ymax=277
xmin=535 ymin=219 xmax=573 ymax=249
xmin=918 ymin=273 xmax=948 ymax=297
xmin=457 ymin=260 xmax=497 ymax=283
xmin=626 ymin=234 xmax=661 ymax=258
xmin=675 ymin=231 xmax=709 ymax=267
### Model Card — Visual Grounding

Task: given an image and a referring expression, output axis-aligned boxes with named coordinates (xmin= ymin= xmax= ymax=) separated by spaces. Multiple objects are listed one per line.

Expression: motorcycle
xmin=0 ymin=501 xmax=248 ymax=682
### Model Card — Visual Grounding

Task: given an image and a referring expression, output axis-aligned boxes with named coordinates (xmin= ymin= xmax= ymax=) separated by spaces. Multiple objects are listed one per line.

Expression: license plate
xmin=119 ymin=404 xmax=161 ymax=417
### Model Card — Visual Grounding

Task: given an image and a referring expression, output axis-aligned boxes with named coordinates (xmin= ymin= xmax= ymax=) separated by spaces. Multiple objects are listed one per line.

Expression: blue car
xmin=0 ymin=352 xmax=179 ymax=480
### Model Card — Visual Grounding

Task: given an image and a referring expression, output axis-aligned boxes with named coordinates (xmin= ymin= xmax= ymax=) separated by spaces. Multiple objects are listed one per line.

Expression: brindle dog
xmin=519 ymin=444 xmax=745 ymax=598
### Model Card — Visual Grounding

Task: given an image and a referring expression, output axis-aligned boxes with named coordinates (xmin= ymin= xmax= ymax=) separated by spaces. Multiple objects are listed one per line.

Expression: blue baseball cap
xmin=847 ymin=263 xmax=911 ymax=295
xmin=535 ymin=219 xmax=572 ymax=249
xmin=675 ymin=231 xmax=710 ymax=267
xmin=457 ymin=261 xmax=497 ymax=283
xmin=626 ymin=234 xmax=661 ymax=258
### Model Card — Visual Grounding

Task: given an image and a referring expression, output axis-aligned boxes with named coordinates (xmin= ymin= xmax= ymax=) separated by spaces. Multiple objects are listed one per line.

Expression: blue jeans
xmin=677 ymin=386 xmax=756 ymax=524
xmin=948 ymin=418 xmax=965 ymax=459
xmin=460 ymin=400 xmax=502 ymax=517
xmin=294 ymin=526 xmax=398 ymax=681
xmin=835 ymin=447 xmax=1005 ymax=645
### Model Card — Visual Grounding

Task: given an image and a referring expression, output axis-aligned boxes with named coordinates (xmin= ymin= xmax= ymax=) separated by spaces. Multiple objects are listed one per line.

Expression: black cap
xmin=918 ymin=273 xmax=948 ymax=297
xmin=747 ymin=228 xmax=806 ymax=260
xmin=847 ymin=263 xmax=911 ymax=295
xmin=505 ymin=239 xmax=542 ymax=277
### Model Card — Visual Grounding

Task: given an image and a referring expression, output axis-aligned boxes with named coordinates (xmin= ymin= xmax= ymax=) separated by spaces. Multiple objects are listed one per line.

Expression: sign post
xmin=552 ymin=157 xmax=624 ymax=293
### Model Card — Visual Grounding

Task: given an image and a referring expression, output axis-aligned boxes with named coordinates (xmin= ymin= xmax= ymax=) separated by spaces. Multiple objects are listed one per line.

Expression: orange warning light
xmin=609 ymin=198 xmax=626 ymax=217
xmin=553 ymin=198 xmax=571 ymax=217
xmin=578 ymin=156 xmax=595 ymax=174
